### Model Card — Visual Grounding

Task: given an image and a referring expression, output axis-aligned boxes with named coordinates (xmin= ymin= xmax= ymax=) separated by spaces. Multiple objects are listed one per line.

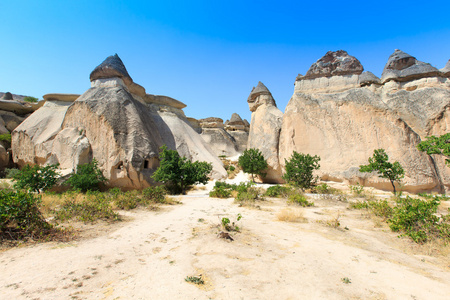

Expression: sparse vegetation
xmin=221 ymin=213 xmax=242 ymax=231
xmin=287 ymin=193 xmax=314 ymax=207
xmin=185 ymin=275 xmax=204 ymax=285
xmin=66 ymin=159 xmax=106 ymax=192
xmin=341 ymin=277 xmax=351 ymax=284
xmin=152 ymin=145 xmax=212 ymax=194
xmin=0 ymin=133 xmax=11 ymax=143
xmin=282 ymin=151 xmax=320 ymax=190
xmin=349 ymin=183 xmax=364 ymax=196
xmin=4 ymin=168 xmax=20 ymax=179
xmin=13 ymin=164 xmax=60 ymax=193
xmin=238 ymin=148 xmax=268 ymax=182
xmin=277 ymin=208 xmax=307 ymax=223
xmin=359 ymin=149 xmax=404 ymax=194
xmin=264 ymin=185 xmax=294 ymax=198
xmin=23 ymin=96 xmax=38 ymax=103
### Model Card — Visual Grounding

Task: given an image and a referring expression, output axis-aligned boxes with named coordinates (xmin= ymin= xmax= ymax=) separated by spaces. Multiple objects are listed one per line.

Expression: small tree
xmin=66 ymin=159 xmax=107 ymax=192
xmin=238 ymin=148 xmax=268 ymax=182
xmin=282 ymin=151 xmax=320 ymax=190
xmin=359 ymin=149 xmax=404 ymax=193
xmin=13 ymin=164 xmax=59 ymax=193
xmin=152 ymin=145 xmax=213 ymax=194
xmin=417 ymin=133 xmax=450 ymax=165
xmin=23 ymin=96 xmax=38 ymax=103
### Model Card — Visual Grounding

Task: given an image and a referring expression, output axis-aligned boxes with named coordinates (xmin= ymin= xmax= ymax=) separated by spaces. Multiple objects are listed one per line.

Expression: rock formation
xmin=2 ymin=92 xmax=13 ymax=100
xmin=198 ymin=117 xmax=239 ymax=157
xmin=247 ymin=82 xmax=283 ymax=183
xmin=224 ymin=113 xmax=249 ymax=153
xmin=277 ymin=50 xmax=450 ymax=193
xmin=12 ymin=54 xmax=226 ymax=189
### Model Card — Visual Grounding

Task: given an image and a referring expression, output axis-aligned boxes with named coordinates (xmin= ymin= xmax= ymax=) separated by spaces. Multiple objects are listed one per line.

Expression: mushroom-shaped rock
xmin=381 ymin=50 xmax=440 ymax=83
xmin=302 ymin=50 xmax=364 ymax=80
xmin=359 ymin=71 xmax=381 ymax=86
xmin=199 ymin=117 xmax=225 ymax=129
xmin=2 ymin=92 xmax=13 ymax=100
xmin=247 ymin=82 xmax=283 ymax=183
xmin=90 ymin=54 xmax=132 ymax=84
xmin=247 ymin=82 xmax=276 ymax=112
xmin=224 ymin=113 xmax=249 ymax=153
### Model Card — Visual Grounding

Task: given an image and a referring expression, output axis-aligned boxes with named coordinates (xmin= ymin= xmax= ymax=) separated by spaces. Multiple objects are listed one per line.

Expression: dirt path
xmin=1 ymin=190 xmax=450 ymax=299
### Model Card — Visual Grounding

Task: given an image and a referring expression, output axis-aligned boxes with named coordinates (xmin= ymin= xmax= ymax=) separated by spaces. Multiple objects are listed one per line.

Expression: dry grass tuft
xmin=277 ymin=208 xmax=307 ymax=223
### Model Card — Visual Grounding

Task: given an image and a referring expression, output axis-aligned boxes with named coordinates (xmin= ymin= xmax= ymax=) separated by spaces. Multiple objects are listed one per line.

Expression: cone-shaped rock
xmin=303 ymin=50 xmax=363 ymax=80
xmin=90 ymin=54 xmax=132 ymax=84
xmin=247 ymin=82 xmax=283 ymax=183
xmin=2 ymin=92 xmax=13 ymax=100
xmin=359 ymin=71 xmax=381 ymax=86
xmin=381 ymin=49 xmax=440 ymax=83
xmin=441 ymin=59 xmax=450 ymax=76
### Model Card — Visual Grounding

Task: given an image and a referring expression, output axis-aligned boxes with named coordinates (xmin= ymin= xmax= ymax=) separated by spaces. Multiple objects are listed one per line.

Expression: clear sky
xmin=1 ymin=0 xmax=449 ymax=122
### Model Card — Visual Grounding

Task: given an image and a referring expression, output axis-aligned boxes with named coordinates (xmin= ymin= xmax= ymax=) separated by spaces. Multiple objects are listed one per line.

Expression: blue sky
xmin=1 ymin=0 xmax=449 ymax=122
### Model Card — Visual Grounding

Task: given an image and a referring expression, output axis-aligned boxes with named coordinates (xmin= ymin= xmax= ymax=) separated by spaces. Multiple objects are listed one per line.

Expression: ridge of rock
xmin=302 ymin=50 xmax=364 ymax=80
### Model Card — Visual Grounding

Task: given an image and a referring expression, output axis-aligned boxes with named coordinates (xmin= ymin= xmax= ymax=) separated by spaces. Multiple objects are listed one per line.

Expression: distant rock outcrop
xmin=276 ymin=50 xmax=450 ymax=193
xmin=2 ymin=92 xmax=13 ymax=100
xmin=247 ymin=82 xmax=283 ymax=183
xmin=224 ymin=113 xmax=249 ymax=153
xmin=302 ymin=50 xmax=364 ymax=79
xmin=12 ymin=54 xmax=226 ymax=189
xmin=198 ymin=117 xmax=239 ymax=157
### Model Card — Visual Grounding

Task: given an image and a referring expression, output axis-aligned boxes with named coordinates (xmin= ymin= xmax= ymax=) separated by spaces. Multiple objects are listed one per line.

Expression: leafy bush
xmin=209 ymin=185 xmax=232 ymax=198
xmin=388 ymin=196 xmax=449 ymax=243
xmin=142 ymin=186 xmax=167 ymax=203
xmin=288 ymin=193 xmax=314 ymax=207
xmin=349 ymin=183 xmax=364 ymax=196
xmin=66 ymin=159 xmax=106 ymax=192
xmin=4 ymin=168 xmax=20 ymax=179
xmin=282 ymin=151 xmax=320 ymax=190
xmin=264 ymin=185 xmax=294 ymax=198
xmin=235 ymin=186 xmax=264 ymax=203
xmin=13 ymin=164 xmax=59 ymax=193
xmin=23 ymin=96 xmax=38 ymax=103
xmin=359 ymin=149 xmax=404 ymax=194
xmin=221 ymin=214 xmax=242 ymax=231
xmin=0 ymin=190 xmax=52 ymax=240
xmin=152 ymin=145 xmax=212 ymax=194
xmin=238 ymin=148 xmax=268 ymax=182
xmin=369 ymin=200 xmax=393 ymax=219
xmin=312 ymin=183 xmax=339 ymax=194
xmin=0 ymin=133 xmax=11 ymax=143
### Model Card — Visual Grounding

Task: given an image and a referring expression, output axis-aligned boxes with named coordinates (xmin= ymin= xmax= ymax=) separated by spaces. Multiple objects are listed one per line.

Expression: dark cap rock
xmin=90 ymin=54 xmax=133 ymax=85
xmin=359 ymin=71 xmax=381 ymax=86
xmin=302 ymin=50 xmax=364 ymax=80
xmin=2 ymin=92 xmax=13 ymax=100
xmin=228 ymin=113 xmax=245 ymax=125
xmin=247 ymin=81 xmax=272 ymax=102
xmin=381 ymin=49 xmax=440 ymax=83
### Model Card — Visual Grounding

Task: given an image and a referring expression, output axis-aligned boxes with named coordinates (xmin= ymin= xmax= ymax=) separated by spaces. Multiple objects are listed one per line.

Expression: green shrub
xmin=282 ymin=151 xmax=320 ymax=190
xmin=238 ymin=148 xmax=268 ymax=182
xmin=369 ymin=200 xmax=393 ymax=219
xmin=152 ymin=145 xmax=212 ymax=194
xmin=13 ymin=164 xmax=59 ymax=193
xmin=350 ymin=201 xmax=369 ymax=209
xmin=312 ymin=183 xmax=338 ymax=194
xmin=66 ymin=159 xmax=106 ymax=192
xmin=349 ymin=183 xmax=364 ymax=196
xmin=388 ymin=196 xmax=447 ymax=243
xmin=264 ymin=185 xmax=293 ymax=198
xmin=288 ymin=193 xmax=314 ymax=207
xmin=23 ymin=96 xmax=38 ymax=103
xmin=0 ymin=133 xmax=11 ymax=143
xmin=221 ymin=213 xmax=242 ymax=231
xmin=209 ymin=186 xmax=232 ymax=198
xmin=4 ymin=168 xmax=20 ymax=179
xmin=235 ymin=186 xmax=264 ymax=203
xmin=0 ymin=190 xmax=52 ymax=239
xmin=142 ymin=186 xmax=167 ymax=203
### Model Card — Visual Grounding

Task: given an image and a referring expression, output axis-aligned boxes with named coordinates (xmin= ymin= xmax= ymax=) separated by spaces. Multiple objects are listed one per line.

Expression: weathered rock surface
xmin=381 ymin=50 xmax=440 ymax=83
xmin=43 ymin=94 xmax=80 ymax=102
xmin=2 ymin=92 xmax=13 ymax=100
xmin=277 ymin=49 xmax=450 ymax=193
xmin=303 ymin=50 xmax=364 ymax=79
xmin=441 ymin=60 xmax=450 ymax=77
xmin=187 ymin=117 xmax=202 ymax=134
xmin=199 ymin=117 xmax=239 ymax=157
xmin=247 ymin=82 xmax=283 ymax=183
xmin=224 ymin=113 xmax=249 ymax=153
xmin=12 ymin=54 xmax=226 ymax=188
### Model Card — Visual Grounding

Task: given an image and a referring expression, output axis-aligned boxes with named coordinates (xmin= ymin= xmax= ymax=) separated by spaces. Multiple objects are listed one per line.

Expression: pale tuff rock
xmin=441 ymin=59 xmax=450 ymax=76
xmin=187 ymin=117 xmax=202 ymax=134
xmin=247 ymin=82 xmax=283 ymax=183
xmin=43 ymin=94 xmax=80 ymax=102
xmin=12 ymin=54 xmax=226 ymax=188
xmin=199 ymin=117 xmax=239 ymax=157
xmin=277 ymin=49 xmax=450 ymax=192
xmin=224 ymin=113 xmax=249 ymax=153
xmin=381 ymin=50 xmax=440 ymax=83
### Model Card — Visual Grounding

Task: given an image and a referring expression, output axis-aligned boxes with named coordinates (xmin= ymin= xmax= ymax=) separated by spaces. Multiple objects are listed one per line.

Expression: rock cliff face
xmin=277 ymin=50 xmax=450 ymax=193
xmin=247 ymin=82 xmax=283 ymax=183
xmin=12 ymin=54 xmax=226 ymax=189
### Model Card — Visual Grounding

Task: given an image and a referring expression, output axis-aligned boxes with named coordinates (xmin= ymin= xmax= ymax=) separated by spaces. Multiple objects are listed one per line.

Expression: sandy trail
xmin=1 ymin=189 xmax=450 ymax=299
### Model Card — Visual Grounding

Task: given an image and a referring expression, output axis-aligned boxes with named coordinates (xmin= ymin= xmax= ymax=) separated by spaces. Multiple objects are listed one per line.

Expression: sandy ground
xmin=1 ymin=178 xmax=450 ymax=299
